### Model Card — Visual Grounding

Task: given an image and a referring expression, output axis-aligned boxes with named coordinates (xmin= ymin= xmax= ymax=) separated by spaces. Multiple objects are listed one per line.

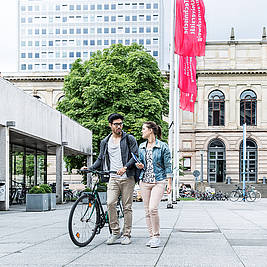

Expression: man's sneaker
xmin=106 ymin=233 xmax=122 ymax=245
xmin=146 ymin=238 xmax=152 ymax=247
xmin=121 ymin=236 xmax=131 ymax=245
xmin=150 ymin=237 xmax=160 ymax=248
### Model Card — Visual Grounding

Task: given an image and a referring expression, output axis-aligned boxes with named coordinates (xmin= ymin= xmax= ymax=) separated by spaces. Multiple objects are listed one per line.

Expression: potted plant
xmin=26 ymin=186 xmax=49 ymax=212
xmin=97 ymin=182 xmax=107 ymax=205
xmin=40 ymin=184 xmax=56 ymax=210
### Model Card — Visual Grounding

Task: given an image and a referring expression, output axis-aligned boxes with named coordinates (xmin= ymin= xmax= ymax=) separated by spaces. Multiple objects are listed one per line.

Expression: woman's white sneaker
xmin=150 ymin=237 xmax=160 ymax=248
xmin=146 ymin=238 xmax=152 ymax=247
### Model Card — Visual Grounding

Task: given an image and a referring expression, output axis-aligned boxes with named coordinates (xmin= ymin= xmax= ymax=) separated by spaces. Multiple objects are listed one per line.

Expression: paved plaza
xmin=1 ymin=199 xmax=267 ymax=267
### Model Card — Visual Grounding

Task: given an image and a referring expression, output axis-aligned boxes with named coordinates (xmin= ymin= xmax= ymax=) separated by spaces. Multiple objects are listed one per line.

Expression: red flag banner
xmin=179 ymin=55 xmax=197 ymax=112
xmin=175 ymin=0 xmax=207 ymax=56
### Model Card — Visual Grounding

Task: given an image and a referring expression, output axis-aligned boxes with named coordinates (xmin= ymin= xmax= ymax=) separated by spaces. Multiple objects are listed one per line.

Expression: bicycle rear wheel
xmin=229 ymin=191 xmax=240 ymax=202
xmin=68 ymin=193 xmax=100 ymax=247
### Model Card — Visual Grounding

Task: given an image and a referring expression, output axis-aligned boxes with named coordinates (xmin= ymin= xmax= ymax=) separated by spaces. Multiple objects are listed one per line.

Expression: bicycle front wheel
xmin=247 ymin=191 xmax=256 ymax=202
xmin=229 ymin=191 xmax=240 ymax=202
xmin=68 ymin=193 xmax=100 ymax=247
xmin=255 ymin=190 xmax=261 ymax=201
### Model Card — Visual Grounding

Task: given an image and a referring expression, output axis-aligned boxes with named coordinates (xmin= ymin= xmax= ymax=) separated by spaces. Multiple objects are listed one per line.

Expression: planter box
xmin=26 ymin=194 xmax=49 ymax=212
xmin=98 ymin=192 xmax=107 ymax=205
xmin=48 ymin=193 xmax=56 ymax=210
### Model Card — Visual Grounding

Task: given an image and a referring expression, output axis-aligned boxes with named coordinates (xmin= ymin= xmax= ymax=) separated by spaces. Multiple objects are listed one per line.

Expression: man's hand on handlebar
xmin=81 ymin=166 xmax=88 ymax=170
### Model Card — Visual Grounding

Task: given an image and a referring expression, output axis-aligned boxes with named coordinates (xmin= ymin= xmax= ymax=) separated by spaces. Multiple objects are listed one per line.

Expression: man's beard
xmin=114 ymin=129 xmax=122 ymax=136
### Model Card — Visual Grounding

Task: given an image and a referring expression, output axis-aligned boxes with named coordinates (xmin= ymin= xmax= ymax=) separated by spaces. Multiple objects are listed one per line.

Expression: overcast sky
xmin=0 ymin=0 xmax=267 ymax=72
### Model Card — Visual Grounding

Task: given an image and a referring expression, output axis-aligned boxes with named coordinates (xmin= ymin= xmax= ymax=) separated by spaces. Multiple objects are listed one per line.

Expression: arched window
xmin=240 ymin=139 xmax=257 ymax=182
xmin=240 ymin=90 xmax=257 ymax=126
xmin=208 ymin=90 xmax=225 ymax=126
xmin=208 ymin=139 xmax=226 ymax=183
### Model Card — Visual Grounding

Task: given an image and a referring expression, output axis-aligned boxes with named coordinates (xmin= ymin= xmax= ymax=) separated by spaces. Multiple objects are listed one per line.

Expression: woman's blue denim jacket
xmin=138 ymin=139 xmax=173 ymax=181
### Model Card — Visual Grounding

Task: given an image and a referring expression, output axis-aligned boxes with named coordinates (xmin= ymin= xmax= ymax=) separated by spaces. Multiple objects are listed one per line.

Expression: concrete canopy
xmin=0 ymin=77 xmax=92 ymax=210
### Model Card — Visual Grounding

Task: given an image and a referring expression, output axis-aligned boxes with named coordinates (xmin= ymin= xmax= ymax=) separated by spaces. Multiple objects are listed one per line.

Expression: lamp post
xmin=200 ymin=150 xmax=204 ymax=183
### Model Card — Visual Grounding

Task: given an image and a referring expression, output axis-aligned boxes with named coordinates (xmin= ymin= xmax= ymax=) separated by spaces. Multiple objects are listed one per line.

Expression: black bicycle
xmin=68 ymin=170 xmax=124 ymax=247
xmin=10 ymin=180 xmax=28 ymax=205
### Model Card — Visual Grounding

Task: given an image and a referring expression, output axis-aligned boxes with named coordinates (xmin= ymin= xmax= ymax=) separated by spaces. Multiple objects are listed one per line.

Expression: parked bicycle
xmin=49 ymin=183 xmax=56 ymax=193
xmin=63 ymin=183 xmax=74 ymax=202
xmin=194 ymin=190 xmax=229 ymax=201
xmin=248 ymin=185 xmax=261 ymax=201
xmin=10 ymin=180 xmax=28 ymax=205
xmin=229 ymin=185 xmax=256 ymax=202
xmin=68 ymin=170 xmax=124 ymax=247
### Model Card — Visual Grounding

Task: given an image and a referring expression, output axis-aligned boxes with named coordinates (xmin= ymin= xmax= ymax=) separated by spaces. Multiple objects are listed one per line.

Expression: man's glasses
xmin=112 ymin=122 xmax=123 ymax=127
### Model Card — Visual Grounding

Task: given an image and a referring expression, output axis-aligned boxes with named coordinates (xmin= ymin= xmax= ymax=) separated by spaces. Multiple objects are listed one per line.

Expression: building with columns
xmin=180 ymin=37 xmax=267 ymax=187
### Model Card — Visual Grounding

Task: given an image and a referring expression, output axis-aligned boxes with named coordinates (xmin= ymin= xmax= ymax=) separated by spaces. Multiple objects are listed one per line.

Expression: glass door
xmin=208 ymin=140 xmax=226 ymax=183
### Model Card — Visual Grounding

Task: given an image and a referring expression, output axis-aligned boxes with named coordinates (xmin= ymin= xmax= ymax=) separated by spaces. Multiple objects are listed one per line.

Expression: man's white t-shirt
xmin=108 ymin=137 xmax=127 ymax=179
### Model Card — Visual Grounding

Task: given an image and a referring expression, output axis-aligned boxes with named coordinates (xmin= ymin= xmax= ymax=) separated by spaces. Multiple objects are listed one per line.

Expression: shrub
xmin=29 ymin=186 xmax=46 ymax=194
xmin=40 ymin=184 xmax=52 ymax=193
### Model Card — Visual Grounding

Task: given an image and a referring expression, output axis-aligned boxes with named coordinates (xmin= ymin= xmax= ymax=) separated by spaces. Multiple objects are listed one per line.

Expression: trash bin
xmin=0 ymin=182 xmax=5 ymax=201
xmin=226 ymin=177 xmax=231 ymax=185
xmin=263 ymin=177 xmax=266 ymax=184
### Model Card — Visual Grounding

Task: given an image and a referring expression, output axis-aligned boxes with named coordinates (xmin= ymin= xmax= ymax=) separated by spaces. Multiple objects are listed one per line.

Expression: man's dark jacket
xmin=90 ymin=131 xmax=138 ymax=178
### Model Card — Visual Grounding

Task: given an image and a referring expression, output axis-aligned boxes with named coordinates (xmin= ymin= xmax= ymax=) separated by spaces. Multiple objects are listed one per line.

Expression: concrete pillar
xmin=0 ymin=126 xmax=10 ymax=211
xmin=56 ymin=145 xmax=64 ymax=204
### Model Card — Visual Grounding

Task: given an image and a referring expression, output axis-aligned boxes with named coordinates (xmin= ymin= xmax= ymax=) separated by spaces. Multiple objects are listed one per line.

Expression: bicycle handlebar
xmin=12 ymin=180 xmax=25 ymax=185
xmin=80 ymin=169 xmax=117 ymax=175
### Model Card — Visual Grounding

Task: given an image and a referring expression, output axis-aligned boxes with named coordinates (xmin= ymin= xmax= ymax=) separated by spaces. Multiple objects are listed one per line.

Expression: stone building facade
xmin=180 ymin=39 xmax=267 ymax=187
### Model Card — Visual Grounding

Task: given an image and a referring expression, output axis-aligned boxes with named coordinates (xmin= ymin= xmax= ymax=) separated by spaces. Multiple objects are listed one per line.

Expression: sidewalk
xmin=1 ymin=199 xmax=267 ymax=266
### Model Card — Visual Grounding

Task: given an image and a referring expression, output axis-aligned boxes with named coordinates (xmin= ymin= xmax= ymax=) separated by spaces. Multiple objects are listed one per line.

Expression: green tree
xmin=57 ymin=43 xmax=169 ymax=170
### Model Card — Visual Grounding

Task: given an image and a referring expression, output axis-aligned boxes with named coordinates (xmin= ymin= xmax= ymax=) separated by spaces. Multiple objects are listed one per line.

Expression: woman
xmin=136 ymin=121 xmax=172 ymax=248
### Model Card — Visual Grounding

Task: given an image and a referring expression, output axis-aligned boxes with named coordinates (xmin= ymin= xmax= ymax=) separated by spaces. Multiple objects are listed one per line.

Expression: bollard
xmin=263 ymin=176 xmax=266 ymax=184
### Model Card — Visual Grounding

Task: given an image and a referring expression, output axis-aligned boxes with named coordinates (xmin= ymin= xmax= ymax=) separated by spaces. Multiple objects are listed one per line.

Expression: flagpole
xmin=167 ymin=0 xmax=176 ymax=208
xmin=174 ymin=54 xmax=180 ymax=200
xmin=172 ymin=54 xmax=178 ymax=203
xmin=242 ymin=124 xmax=246 ymax=201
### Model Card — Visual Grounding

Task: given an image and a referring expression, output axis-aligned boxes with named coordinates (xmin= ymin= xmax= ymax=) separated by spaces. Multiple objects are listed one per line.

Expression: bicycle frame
xmin=84 ymin=175 xmax=109 ymax=231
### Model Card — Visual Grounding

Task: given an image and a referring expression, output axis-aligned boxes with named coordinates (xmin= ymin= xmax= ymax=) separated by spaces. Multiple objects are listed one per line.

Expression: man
xmin=88 ymin=113 xmax=138 ymax=245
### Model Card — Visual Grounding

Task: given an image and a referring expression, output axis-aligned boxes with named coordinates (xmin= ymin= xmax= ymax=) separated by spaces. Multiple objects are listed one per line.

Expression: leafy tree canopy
xmin=57 ymin=43 xmax=169 ymax=170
